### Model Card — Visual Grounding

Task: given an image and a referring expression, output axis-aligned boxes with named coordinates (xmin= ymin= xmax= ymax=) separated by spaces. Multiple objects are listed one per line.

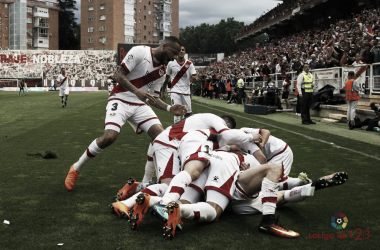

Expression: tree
xmin=58 ymin=0 xmax=79 ymax=50
xmin=179 ymin=18 xmax=244 ymax=55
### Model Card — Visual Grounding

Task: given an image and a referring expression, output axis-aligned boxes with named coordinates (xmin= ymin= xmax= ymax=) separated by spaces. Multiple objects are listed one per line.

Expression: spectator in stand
xmin=226 ymin=78 xmax=232 ymax=101
xmin=371 ymin=39 xmax=380 ymax=75
xmin=209 ymin=78 xmax=216 ymax=99
xmin=309 ymin=54 xmax=318 ymax=69
xmin=345 ymin=71 xmax=361 ymax=130
xmin=202 ymin=78 xmax=209 ymax=98
xmin=282 ymin=75 xmax=291 ymax=109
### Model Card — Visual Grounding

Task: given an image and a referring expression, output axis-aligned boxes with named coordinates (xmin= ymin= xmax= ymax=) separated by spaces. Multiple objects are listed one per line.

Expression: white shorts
xmin=267 ymin=145 xmax=293 ymax=181
xmin=229 ymin=192 xmax=263 ymax=215
xmin=153 ymin=147 xmax=181 ymax=183
xmin=186 ymin=151 xmax=238 ymax=196
xmin=104 ymin=100 xmax=161 ymax=134
xmin=171 ymin=93 xmax=192 ymax=114
xmin=59 ymin=87 xmax=69 ymax=96
xmin=179 ymin=131 xmax=217 ymax=169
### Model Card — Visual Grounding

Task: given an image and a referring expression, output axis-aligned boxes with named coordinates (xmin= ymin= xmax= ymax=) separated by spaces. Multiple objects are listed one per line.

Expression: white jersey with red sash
xmin=109 ymin=46 xmax=166 ymax=105
xmin=167 ymin=59 xmax=196 ymax=95
xmin=57 ymin=74 xmax=69 ymax=88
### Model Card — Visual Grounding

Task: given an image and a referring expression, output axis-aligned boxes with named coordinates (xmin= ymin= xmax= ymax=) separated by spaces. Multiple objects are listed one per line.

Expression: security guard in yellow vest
xmin=296 ymin=64 xmax=316 ymax=125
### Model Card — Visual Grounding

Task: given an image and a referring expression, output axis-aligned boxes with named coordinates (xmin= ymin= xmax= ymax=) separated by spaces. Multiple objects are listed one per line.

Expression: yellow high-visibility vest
xmin=301 ymin=72 xmax=313 ymax=92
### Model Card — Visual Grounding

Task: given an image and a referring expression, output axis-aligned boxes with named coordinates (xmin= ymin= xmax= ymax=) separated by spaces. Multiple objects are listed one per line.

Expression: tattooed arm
xmin=114 ymin=66 xmax=156 ymax=103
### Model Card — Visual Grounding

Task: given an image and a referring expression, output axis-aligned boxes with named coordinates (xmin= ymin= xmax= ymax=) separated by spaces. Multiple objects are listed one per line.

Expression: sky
xmin=73 ymin=0 xmax=281 ymax=28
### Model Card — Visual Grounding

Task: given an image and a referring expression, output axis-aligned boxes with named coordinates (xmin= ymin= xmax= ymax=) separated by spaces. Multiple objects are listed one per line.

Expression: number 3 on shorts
xmin=111 ymin=103 xmax=118 ymax=111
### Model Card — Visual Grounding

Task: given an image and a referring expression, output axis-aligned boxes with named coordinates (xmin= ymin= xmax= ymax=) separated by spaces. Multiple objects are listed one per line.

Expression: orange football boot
xmin=116 ymin=178 xmax=139 ymax=201
xmin=163 ymin=202 xmax=183 ymax=240
xmin=65 ymin=165 xmax=79 ymax=190
xmin=259 ymin=215 xmax=300 ymax=238
xmin=109 ymin=201 xmax=130 ymax=219
xmin=129 ymin=193 xmax=151 ymax=230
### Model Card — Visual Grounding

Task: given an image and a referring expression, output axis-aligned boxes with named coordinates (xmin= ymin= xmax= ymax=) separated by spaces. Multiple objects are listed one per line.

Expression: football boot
xmin=259 ymin=215 xmax=300 ymax=238
xmin=163 ymin=202 xmax=183 ymax=240
xmin=109 ymin=201 xmax=130 ymax=219
xmin=128 ymin=193 xmax=151 ymax=230
xmin=312 ymin=172 xmax=348 ymax=191
xmin=65 ymin=165 xmax=79 ymax=190
xmin=116 ymin=177 xmax=139 ymax=201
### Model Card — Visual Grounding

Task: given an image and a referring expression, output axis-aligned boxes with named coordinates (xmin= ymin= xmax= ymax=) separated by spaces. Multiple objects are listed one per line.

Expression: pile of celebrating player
xmin=64 ymin=37 xmax=348 ymax=240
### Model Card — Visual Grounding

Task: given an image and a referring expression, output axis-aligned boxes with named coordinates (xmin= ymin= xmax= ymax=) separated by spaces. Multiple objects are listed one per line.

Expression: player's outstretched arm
xmin=150 ymin=98 xmax=187 ymax=115
xmin=161 ymin=75 xmax=171 ymax=100
xmin=114 ymin=67 xmax=156 ymax=103
xmin=258 ymin=129 xmax=270 ymax=148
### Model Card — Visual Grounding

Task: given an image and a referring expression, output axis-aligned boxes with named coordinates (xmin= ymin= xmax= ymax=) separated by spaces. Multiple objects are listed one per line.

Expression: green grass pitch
xmin=0 ymin=91 xmax=379 ymax=250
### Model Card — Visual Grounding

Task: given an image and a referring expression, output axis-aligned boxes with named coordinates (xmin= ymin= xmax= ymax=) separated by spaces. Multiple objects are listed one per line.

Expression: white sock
xmin=261 ymin=177 xmax=278 ymax=215
xmin=142 ymin=158 xmax=155 ymax=183
xmin=141 ymin=183 xmax=168 ymax=197
xmin=181 ymin=202 xmax=217 ymax=222
xmin=121 ymin=192 xmax=141 ymax=208
xmin=120 ymin=184 xmax=168 ymax=208
xmin=73 ymin=139 xmax=103 ymax=171
xmin=161 ymin=171 xmax=192 ymax=205
xmin=278 ymin=177 xmax=301 ymax=190
xmin=174 ymin=115 xmax=181 ymax=124
xmin=283 ymin=184 xmax=313 ymax=203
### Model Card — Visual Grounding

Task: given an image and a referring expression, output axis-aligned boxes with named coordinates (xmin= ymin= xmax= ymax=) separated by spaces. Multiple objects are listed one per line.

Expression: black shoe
xmin=349 ymin=123 xmax=354 ymax=130
xmin=259 ymin=215 xmax=300 ymax=238
xmin=311 ymin=172 xmax=348 ymax=191
xmin=302 ymin=121 xmax=309 ymax=125
xmin=308 ymin=120 xmax=316 ymax=124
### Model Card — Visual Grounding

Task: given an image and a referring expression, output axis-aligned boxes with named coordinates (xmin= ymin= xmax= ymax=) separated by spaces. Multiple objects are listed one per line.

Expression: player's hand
xmin=240 ymin=162 xmax=250 ymax=171
xmin=135 ymin=90 xmax=155 ymax=104
xmin=256 ymin=141 xmax=264 ymax=149
xmin=251 ymin=133 xmax=262 ymax=143
xmin=170 ymin=104 xmax=188 ymax=115
xmin=299 ymin=94 xmax=303 ymax=98
xmin=160 ymin=92 xmax=166 ymax=101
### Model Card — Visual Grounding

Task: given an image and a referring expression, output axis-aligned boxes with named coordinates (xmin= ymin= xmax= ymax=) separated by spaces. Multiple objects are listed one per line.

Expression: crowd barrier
xmin=242 ymin=63 xmax=380 ymax=96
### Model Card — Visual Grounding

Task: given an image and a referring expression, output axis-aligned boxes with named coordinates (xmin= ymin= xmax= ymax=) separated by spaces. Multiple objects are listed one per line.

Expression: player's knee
xmin=148 ymin=124 xmax=164 ymax=140
xmin=268 ymin=163 xmax=282 ymax=177
xmin=98 ymin=131 xmax=118 ymax=148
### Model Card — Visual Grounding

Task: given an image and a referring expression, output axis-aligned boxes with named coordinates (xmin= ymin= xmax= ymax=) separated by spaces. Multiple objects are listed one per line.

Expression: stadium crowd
xmin=196 ymin=7 xmax=380 ymax=95
xmin=237 ymin=0 xmax=313 ymax=36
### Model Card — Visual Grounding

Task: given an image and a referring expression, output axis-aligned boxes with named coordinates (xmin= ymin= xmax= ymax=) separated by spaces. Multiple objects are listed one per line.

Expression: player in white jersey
xmin=65 ymin=36 xmax=187 ymax=191
xmin=237 ymin=127 xmax=311 ymax=191
xmin=107 ymin=77 xmax=115 ymax=95
xmin=57 ymin=67 xmax=69 ymax=108
xmin=113 ymin=113 xmax=255 ymax=201
xmin=162 ymin=46 xmax=197 ymax=123
xmin=135 ymin=150 xmax=300 ymax=239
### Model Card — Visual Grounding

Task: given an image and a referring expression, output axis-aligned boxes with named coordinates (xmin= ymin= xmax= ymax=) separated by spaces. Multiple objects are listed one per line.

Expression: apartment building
xmin=81 ymin=0 xmax=179 ymax=50
xmin=0 ymin=0 xmax=59 ymax=50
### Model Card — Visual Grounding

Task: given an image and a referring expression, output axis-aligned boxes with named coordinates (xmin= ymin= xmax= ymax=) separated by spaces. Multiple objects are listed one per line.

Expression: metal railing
xmin=239 ymin=63 xmax=380 ymax=96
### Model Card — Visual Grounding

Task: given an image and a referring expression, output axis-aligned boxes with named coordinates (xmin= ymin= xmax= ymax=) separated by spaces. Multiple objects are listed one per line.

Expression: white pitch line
xmin=195 ymin=102 xmax=380 ymax=161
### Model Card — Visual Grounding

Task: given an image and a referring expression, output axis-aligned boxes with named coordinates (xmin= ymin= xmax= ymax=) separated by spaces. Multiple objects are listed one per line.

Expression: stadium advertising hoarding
xmin=0 ymin=50 xmax=117 ymax=89
xmin=187 ymin=53 xmax=217 ymax=67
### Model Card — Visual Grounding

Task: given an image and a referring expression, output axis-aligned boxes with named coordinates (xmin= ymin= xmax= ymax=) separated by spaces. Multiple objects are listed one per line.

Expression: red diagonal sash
xmin=60 ymin=75 xmax=68 ymax=87
xmin=171 ymin=61 xmax=191 ymax=88
xmin=130 ymin=66 xmax=165 ymax=89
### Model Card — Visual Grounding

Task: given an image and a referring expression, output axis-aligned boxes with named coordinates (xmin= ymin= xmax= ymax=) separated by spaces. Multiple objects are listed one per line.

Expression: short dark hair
xmin=220 ymin=114 xmax=236 ymax=129
xmin=348 ymin=71 xmax=355 ymax=77
xmin=164 ymin=36 xmax=181 ymax=47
